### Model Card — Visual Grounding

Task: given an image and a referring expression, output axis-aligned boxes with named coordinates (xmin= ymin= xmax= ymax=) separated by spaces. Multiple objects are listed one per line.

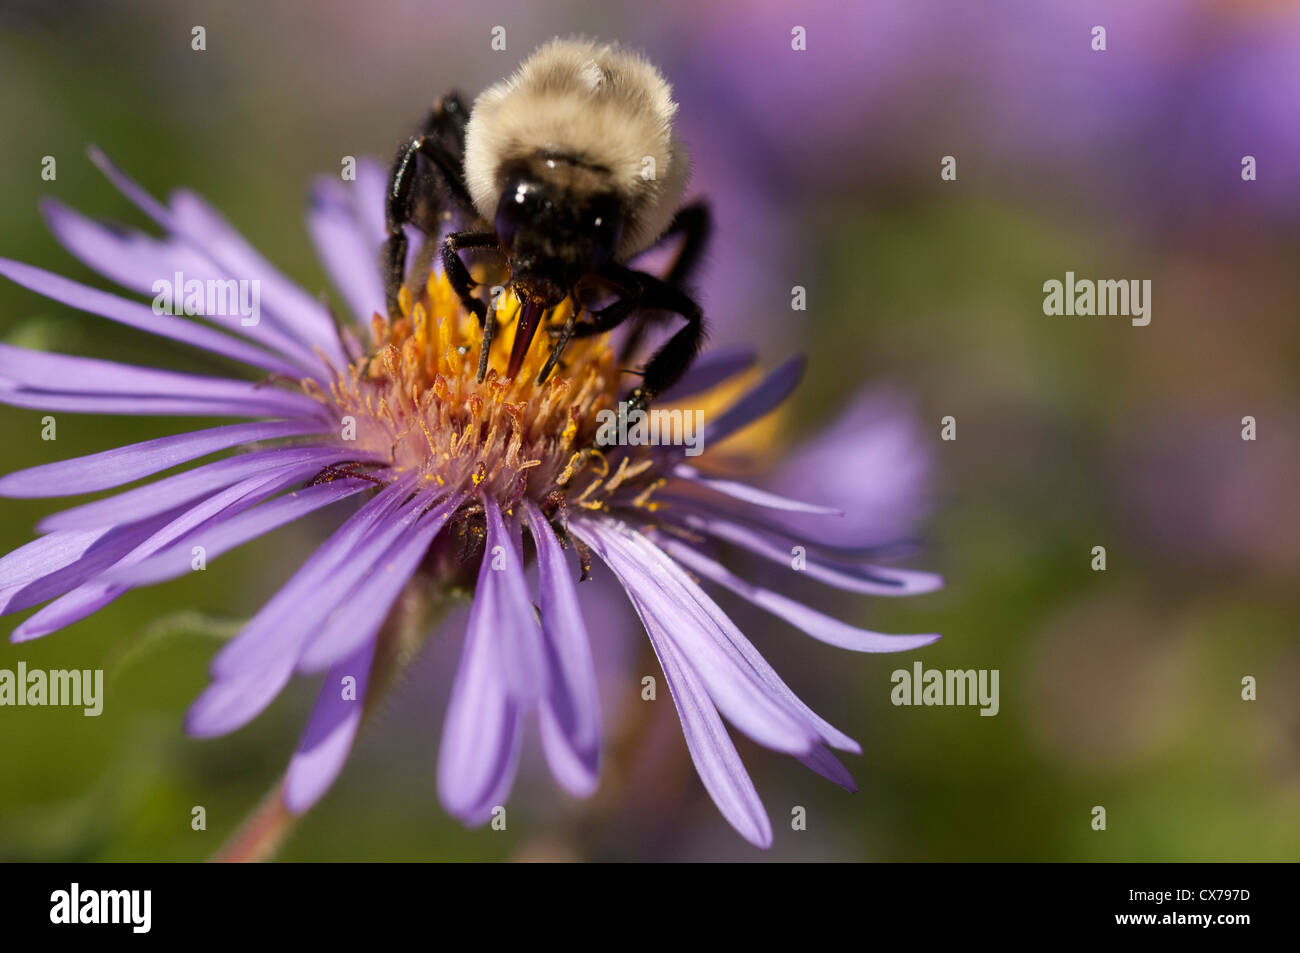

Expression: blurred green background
xmin=0 ymin=0 xmax=1296 ymax=861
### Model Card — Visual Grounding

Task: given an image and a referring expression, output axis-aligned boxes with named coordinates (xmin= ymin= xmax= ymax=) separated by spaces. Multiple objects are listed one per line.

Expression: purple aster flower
xmin=653 ymin=0 xmax=1300 ymax=229
xmin=0 ymin=151 xmax=940 ymax=851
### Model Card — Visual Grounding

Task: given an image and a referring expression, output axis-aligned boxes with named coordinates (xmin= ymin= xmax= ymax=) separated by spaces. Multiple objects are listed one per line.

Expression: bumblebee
xmin=383 ymin=37 xmax=710 ymax=412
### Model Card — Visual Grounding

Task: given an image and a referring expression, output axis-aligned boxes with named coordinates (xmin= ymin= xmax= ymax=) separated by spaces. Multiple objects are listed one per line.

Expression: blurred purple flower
xmin=978 ymin=0 xmax=1300 ymax=224
xmin=0 ymin=153 xmax=941 ymax=848
xmin=653 ymin=0 xmax=1300 ymax=225
xmin=769 ymin=388 xmax=933 ymax=550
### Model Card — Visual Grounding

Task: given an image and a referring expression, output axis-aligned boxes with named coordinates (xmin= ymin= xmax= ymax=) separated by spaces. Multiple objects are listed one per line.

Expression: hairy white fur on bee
xmin=463 ymin=37 xmax=689 ymax=260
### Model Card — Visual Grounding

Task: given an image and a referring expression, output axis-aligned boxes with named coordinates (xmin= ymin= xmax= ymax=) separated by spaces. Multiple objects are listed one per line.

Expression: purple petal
xmin=663 ymin=552 xmax=862 ymax=756
xmin=37 ymin=446 xmax=358 ymax=533
xmin=306 ymin=177 xmax=385 ymax=326
xmin=40 ymin=198 xmax=326 ymax=373
xmin=617 ymin=583 xmax=772 ymax=848
xmin=38 ymin=195 xmax=314 ymax=361
xmin=0 ymin=250 xmax=302 ymax=378
xmin=3 ymin=515 xmax=175 ymax=619
xmin=769 ymin=387 xmax=933 ymax=549
xmin=572 ymin=518 xmax=815 ymax=756
xmin=185 ymin=655 xmax=296 ymax=738
xmin=283 ymin=638 xmax=377 ymax=813
xmin=0 ymin=528 xmax=110 ymax=590
xmin=578 ymin=516 xmax=859 ymax=754
xmin=657 ymin=536 xmax=941 ymax=653
xmin=523 ymin=500 xmax=601 ymax=797
xmin=0 ymin=386 xmax=314 ymax=418
xmin=100 ymin=478 xmax=372 ymax=588
xmin=296 ymin=494 xmax=462 ymax=672
xmin=437 ymin=596 xmax=525 ymax=826
xmin=798 ymin=745 xmax=858 ymax=793
xmin=168 ymin=189 xmax=348 ymax=369
xmin=182 ymin=476 xmax=425 ymax=737
xmin=658 ymin=346 xmax=757 ymax=403
xmin=696 ymin=355 xmax=805 ymax=449
xmin=0 ymin=344 xmax=321 ymax=418
xmin=194 ymin=474 xmax=447 ymax=734
xmin=40 ymin=197 xmax=218 ymax=297
xmin=208 ymin=478 xmax=423 ymax=680
xmin=11 ymin=472 xmax=294 ymax=642
xmin=87 ymin=147 xmax=343 ymax=371
xmin=352 ymin=159 xmax=390 ymax=246
xmin=673 ymin=509 xmax=944 ymax=596
xmin=655 ymin=489 xmax=915 ymax=559
xmin=88 ymin=145 xmax=176 ymax=224
xmin=437 ymin=496 xmax=557 ymax=825
xmin=672 ymin=463 xmax=843 ymax=515
xmin=471 ymin=497 xmax=546 ymax=704
xmin=0 ymin=418 xmax=321 ymax=498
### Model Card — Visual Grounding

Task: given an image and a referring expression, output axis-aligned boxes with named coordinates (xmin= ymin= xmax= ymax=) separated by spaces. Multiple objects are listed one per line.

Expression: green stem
xmin=210 ymin=778 xmax=293 ymax=863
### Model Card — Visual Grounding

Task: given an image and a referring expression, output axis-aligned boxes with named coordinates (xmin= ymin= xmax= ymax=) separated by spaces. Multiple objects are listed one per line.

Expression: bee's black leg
xmin=536 ymin=307 xmax=579 ymax=385
xmin=384 ymin=136 xmax=470 ymax=317
xmin=608 ymin=267 xmax=707 ymax=414
xmin=536 ymin=261 xmax=655 ymax=385
xmin=440 ymin=230 xmax=498 ymax=318
xmin=660 ymin=200 xmax=712 ymax=288
xmin=421 ymin=92 xmax=470 ymax=169
xmin=620 ymin=201 xmax=711 ymax=361
xmin=536 ymin=292 xmax=609 ymax=385
xmin=381 ymin=228 xmax=410 ymax=319
xmin=441 ymin=230 xmax=503 ymax=380
xmin=629 ymin=328 xmax=705 ymax=412
xmin=382 ymin=94 xmax=475 ymax=319
xmin=565 ymin=271 xmax=644 ymax=341
xmin=565 ymin=263 xmax=707 ymax=412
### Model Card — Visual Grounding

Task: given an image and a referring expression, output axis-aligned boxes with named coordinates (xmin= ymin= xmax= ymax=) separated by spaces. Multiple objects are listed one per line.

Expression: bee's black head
xmin=494 ymin=158 xmax=623 ymax=307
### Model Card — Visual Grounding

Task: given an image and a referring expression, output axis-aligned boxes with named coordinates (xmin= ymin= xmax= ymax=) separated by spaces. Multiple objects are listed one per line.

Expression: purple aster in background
xmin=653 ymin=0 xmax=1300 ymax=230
xmin=0 ymin=151 xmax=941 ymax=852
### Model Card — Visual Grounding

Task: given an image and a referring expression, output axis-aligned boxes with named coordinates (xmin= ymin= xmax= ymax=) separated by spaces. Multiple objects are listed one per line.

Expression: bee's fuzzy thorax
xmin=463 ymin=37 xmax=689 ymax=260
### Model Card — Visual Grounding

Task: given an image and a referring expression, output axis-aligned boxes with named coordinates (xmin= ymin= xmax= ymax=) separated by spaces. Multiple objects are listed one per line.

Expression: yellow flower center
xmin=304 ymin=270 xmax=652 ymax=508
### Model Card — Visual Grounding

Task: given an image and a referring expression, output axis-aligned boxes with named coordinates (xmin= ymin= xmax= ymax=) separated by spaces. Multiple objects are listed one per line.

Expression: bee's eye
xmin=587 ymin=194 xmax=623 ymax=259
xmin=495 ymin=181 xmax=537 ymax=248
